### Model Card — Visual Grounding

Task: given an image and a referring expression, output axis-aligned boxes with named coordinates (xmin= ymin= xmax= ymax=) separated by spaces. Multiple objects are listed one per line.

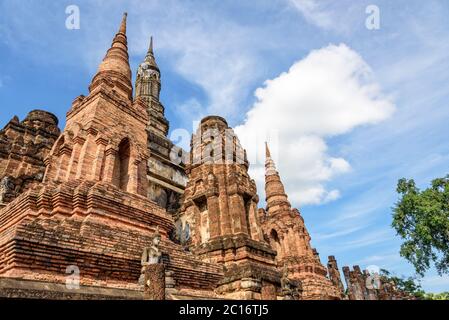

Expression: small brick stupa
xmin=259 ymin=143 xmax=341 ymax=300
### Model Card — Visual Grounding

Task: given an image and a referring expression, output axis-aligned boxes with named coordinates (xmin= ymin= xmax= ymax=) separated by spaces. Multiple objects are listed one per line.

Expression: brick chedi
xmin=177 ymin=116 xmax=283 ymax=299
xmin=135 ymin=37 xmax=187 ymax=214
xmin=0 ymin=13 xmax=223 ymax=299
xmin=259 ymin=143 xmax=341 ymax=300
xmin=0 ymin=111 xmax=60 ymax=207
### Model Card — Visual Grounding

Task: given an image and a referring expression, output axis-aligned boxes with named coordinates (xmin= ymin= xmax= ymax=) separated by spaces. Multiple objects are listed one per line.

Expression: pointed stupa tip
xmin=90 ymin=11 xmax=132 ymax=98
xmin=148 ymin=36 xmax=154 ymax=55
xmin=143 ymin=35 xmax=159 ymax=70
xmin=119 ymin=12 xmax=127 ymax=34
xmin=265 ymin=142 xmax=271 ymax=158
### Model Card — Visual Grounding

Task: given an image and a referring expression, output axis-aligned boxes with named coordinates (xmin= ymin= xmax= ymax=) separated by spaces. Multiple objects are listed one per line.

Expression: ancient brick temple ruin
xmin=0 ymin=14 xmax=412 ymax=300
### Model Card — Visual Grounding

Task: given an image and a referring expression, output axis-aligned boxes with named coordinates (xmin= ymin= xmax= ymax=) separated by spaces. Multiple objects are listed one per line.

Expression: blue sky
xmin=1 ymin=0 xmax=449 ymax=292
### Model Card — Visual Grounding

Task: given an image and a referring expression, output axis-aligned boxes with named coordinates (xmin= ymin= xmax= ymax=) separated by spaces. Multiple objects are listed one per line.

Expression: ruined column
xmin=327 ymin=256 xmax=344 ymax=297
xmin=144 ymin=264 xmax=165 ymax=300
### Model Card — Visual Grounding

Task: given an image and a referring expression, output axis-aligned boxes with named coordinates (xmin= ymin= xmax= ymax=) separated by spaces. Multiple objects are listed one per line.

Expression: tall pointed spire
xmin=143 ymin=36 xmax=159 ymax=71
xmin=119 ymin=12 xmax=127 ymax=34
xmin=265 ymin=142 xmax=271 ymax=158
xmin=148 ymin=36 xmax=154 ymax=55
xmin=89 ymin=12 xmax=133 ymax=100
xmin=264 ymin=142 xmax=291 ymax=213
xmin=265 ymin=142 xmax=277 ymax=176
xmin=135 ymin=36 xmax=168 ymax=136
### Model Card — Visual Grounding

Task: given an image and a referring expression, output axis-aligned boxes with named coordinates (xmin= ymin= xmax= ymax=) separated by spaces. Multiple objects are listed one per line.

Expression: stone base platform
xmin=0 ymin=277 xmax=143 ymax=299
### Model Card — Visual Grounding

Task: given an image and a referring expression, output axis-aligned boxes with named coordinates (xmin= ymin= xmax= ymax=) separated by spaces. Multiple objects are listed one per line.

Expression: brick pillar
xmin=229 ymin=193 xmax=246 ymax=234
xmin=103 ymin=147 xmax=117 ymax=184
xmin=207 ymin=194 xmax=220 ymax=238
xmin=218 ymin=185 xmax=232 ymax=236
xmin=288 ymin=229 xmax=300 ymax=258
xmin=137 ymin=159 xmax=148 ymax=196
xmin=43 ymin=157 xmax=54 ymax=182
xmin=66 ymin=136 xmax=85 ymax=181
xmin=186 ymin=205 xmax=201 ymax=246
xmin=144 ymin=264 xmax=165 ymax=300
xmin=128 ymin=159 xmax=139 ymax=194
xmin=248 ymin=198 xmax=263 ymax=241
xmin=300 ymin=233 xmax=309 ymax=257
xmin=55 ymin=147 xmax=72 ymax=181
xmin=79 ymin=128 xmax=98 ymax=180
xmin=327 ymin=256 xmax=344 ymax=297
xmin=92 ymin=137 xmax=107 ymax=180
xmin=281 ymin=235 xmax=289 ymax=259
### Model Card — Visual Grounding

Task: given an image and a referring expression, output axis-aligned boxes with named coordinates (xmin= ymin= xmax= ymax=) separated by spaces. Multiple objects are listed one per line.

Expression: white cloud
xmin=315 ymin=225 xmax=366 ymax=241
xmin=358 ymin=253 xmax=402 ymax=266
xmin=288 ymin=0 xmax=334 ymax=29
xmin=287 ymin=0 xmax=364 ymax=35
xmin=337 ymin=229 xmax=394 ymax=251
xmin=235 ymin=44 xmax=395 ymax=205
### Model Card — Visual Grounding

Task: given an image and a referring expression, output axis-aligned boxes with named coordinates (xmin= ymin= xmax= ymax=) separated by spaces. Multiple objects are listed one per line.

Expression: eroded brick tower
xmin=0 ymin=111 xmax=60 ymax=207
xmin=44 ymin=13 xmax=149 ymax=195
xmin=0 ymin=13 xmax=176 ymax=296
xmin=177 ymin=116 xmax=282 ymax=299
xmin=259 ymin=143 xmax=341 ymax=300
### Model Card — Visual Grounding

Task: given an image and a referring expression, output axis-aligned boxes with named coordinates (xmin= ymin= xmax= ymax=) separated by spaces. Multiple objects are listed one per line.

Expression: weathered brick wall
xmin=327 ymin=255 xmax=345 ymax=298
xmin=147 ymin=131 xmax=187 ymax=214
xmin=0 ymin=110 xmax=60 ymax=206
xmin=177 ymin=116 xmax=282 ymax=299
xmin=342 ymin=265 xmax=415 ymax=300
xmin=0 ymin=181 xmax=223 ymax=291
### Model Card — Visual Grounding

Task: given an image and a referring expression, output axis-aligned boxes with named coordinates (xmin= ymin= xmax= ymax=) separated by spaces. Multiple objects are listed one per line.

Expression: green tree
xmin=392 ymin=176 xmax=449 ymax=276
xmin=423 ymin=292 xmax=449 ymax=300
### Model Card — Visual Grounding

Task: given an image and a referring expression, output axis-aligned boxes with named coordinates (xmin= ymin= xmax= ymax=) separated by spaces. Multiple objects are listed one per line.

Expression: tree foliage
xmin=379 ymin=269 xmax=424 ymax=298
xmin=421 ymin=292 xmax=449 ymax=300
xmin=392 ymin=176 xmax=449 ymax=276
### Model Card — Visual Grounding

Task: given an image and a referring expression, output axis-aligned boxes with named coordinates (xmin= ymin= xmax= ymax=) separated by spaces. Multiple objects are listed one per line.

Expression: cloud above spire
xmin=235 ymin=44 xmax=395 ymax=205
